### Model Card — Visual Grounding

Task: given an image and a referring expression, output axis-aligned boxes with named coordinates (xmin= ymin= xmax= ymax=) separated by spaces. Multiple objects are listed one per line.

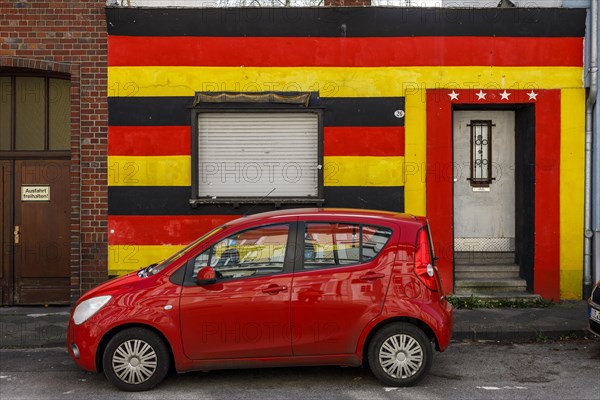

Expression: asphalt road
xmin=0 ymin=340 xmax=599 ymax=400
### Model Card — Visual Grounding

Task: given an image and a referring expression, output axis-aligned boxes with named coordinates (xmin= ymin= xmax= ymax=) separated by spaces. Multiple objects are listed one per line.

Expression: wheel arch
xmin=361 ymin=317 xmax=438 ymax=367
xmin=95 ymin=323 xmax=176 ymax=373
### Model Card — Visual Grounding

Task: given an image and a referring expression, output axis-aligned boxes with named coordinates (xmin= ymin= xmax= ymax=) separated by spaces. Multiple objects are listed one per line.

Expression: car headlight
xmin=73 ymin=295 xmax=112 ymax=325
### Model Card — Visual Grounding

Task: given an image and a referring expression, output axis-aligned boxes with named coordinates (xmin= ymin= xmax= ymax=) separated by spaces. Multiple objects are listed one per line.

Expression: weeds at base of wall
xmin=447 ymin=295 xmax=554 ymax=309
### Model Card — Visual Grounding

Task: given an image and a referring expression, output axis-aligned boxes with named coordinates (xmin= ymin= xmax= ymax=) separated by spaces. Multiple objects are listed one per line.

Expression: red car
xmin=67 ymin=208 xmax=452 ymax=391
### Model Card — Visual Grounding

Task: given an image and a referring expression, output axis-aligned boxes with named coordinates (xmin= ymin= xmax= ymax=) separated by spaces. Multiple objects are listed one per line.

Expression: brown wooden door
xmin=10 ymin=160 xmax=71 ymax=304
xmin=1 ymin=161 xmax=12 ymax=304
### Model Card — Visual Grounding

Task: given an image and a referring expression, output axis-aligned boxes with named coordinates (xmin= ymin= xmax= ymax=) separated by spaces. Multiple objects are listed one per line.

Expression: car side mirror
xmin=196 ymin=266 xmax=217 ymax=285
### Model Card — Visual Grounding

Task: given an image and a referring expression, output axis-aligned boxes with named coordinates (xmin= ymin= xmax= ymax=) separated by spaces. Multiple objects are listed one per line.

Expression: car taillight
xmin=415 ymin=228 xmax=437 ymax=291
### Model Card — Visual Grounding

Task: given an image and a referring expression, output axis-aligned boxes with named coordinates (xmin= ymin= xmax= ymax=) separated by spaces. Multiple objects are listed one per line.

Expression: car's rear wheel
xmin=367 ymin=322 xmax=432 ymax=386
xmin=102 ymin=328 xmax=170 ymax=391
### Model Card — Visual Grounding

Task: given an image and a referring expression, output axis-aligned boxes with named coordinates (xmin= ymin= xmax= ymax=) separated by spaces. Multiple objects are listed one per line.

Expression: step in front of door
xmin=454 ymin=252 xmax=516 ymax=265
xmin=455 ymin=264 xmax=520 ymax=280
xmin=454 ymin=278 xmax=527 ymax=295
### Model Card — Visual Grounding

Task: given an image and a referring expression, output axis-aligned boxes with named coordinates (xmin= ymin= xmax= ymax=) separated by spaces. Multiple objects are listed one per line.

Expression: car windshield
xmin=144 ymin=226 xmax=225 ymax=276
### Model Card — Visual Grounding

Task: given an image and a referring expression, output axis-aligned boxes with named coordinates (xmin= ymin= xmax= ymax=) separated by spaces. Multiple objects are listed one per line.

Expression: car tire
xmin=102 ymin=327 xmax=170 ymax=392
xmin=367 ymin=322 xmax=432 ymax=387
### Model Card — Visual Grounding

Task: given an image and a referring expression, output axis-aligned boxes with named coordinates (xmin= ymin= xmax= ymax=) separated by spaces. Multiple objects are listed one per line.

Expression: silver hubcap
xmin=112 ymin=339 xmax=158 ymax=385
xmin=378 ymin=334 xmax=423 ymax=379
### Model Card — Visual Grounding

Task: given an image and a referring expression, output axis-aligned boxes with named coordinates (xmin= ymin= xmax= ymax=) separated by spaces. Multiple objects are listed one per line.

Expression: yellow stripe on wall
xmin=324 ymin=156 xmax=404 ymax=187
xmin=108 ymin=66 xmax=583 ymax=98
xmin=108 ymin=156 xmax=191 ymax=186
xmin=404 ymin=92 xmax=427 ymax=216
xmin=108 ymin=245 xmax=185 ymax=275
xmin=559 ymin=88 xmax=585 ymax=299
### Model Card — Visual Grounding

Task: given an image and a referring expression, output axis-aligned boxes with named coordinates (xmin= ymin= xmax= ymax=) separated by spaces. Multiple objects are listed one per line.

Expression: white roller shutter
xmin=197 ymin=112 xmax=319 ymax=198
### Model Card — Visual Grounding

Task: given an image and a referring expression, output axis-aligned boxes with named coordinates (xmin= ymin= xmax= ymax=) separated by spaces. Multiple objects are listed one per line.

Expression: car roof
xmin=225 ymin=208 xmax=425 ymax=228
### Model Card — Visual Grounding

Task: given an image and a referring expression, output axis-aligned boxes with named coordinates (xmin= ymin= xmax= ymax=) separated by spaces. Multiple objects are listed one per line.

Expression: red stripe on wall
xmin=534 ymin=92 xmax=561 ymax=301
xmin=426 ymin=93 xmax=454 ymax=295
xmin=324 ymin=127 xmax=404 ymax=157
xmin=109 ymin=215 xmax=239 ymax=245
xmin=108 ymin=126 xmax=191 ymax=156
xmin=108 ymin=36 xmax=583 ymax=67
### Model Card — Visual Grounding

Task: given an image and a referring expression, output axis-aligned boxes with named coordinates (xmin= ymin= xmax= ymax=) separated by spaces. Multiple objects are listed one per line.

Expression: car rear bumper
xmin=421 ymin=297 xmax=453 ymax=351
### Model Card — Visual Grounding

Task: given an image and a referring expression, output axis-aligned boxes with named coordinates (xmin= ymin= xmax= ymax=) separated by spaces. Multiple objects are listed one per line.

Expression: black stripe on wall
xmin=109 ymin=96 xmax=404 ymax=127
xmin=109 ymin=186 xmax=320 ymax=215
xmin=109 ymin=186 xmax=404 ymax=215
xmin=109 ymin=97 xmax=193 ymax=126
xmin=324 ymin=186 xmax=404 ymax=213
xmin=515 ymin=105 xmax=536 ymax=292
xmin=106 ymin=8 xmax=585 ymax=38
xmin=318 ymin=97 xmax=404 ymax=127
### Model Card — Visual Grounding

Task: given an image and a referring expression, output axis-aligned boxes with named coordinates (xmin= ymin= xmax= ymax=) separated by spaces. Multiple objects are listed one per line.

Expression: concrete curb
xmin=452 ymin=328 xmax=590 ymax=342
xmin=0 ymin=301 xmax=594 ymax=349
xmin=451 ymin=301 xmax=592 ymax=342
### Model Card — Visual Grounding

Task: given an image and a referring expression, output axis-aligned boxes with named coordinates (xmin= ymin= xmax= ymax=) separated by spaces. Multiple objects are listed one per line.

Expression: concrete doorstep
xmin=0 ymin=301 xmax=596 ymax=349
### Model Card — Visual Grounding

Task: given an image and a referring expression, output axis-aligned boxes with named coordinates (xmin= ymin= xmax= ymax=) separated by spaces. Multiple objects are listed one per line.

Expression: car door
xmin=179 ymin=222 xmax=296 ymax=360
xmin=290 ymin=220 xmax=398 ymax=356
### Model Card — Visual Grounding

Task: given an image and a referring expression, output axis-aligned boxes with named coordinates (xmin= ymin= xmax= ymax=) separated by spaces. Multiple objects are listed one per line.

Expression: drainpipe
xmin=584 ymin=0 xmax=598 ymax=298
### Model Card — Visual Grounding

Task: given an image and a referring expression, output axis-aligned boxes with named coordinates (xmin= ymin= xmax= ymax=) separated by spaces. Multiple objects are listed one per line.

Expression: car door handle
xmin=359 ymin=272 xmax=386 ymax=281
xmin=262 ymin=285 xmax=288 ymax=294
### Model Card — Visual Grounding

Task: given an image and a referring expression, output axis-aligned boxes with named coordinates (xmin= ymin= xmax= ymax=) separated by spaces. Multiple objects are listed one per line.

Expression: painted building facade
xmin=106 ymin=6 xmax=586 ymax=300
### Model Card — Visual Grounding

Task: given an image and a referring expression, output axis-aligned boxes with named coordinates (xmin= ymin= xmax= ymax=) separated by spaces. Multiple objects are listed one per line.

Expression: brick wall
xmin=0 ymin=0 xmax=108 ymax=303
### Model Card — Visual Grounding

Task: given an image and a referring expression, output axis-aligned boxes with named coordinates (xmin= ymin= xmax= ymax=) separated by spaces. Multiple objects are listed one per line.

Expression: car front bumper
xmin=66 ymin=317 xmax=103 ymax=372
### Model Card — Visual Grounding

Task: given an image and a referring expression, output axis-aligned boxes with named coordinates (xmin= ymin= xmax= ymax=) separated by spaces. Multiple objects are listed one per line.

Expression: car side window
xmin=303 ymin=223 xmax=393 ymax=270
xmin=192 ymin=224 xmax=290 ymax=280
xmin=361 ymin=225 xmax=393 ymax=262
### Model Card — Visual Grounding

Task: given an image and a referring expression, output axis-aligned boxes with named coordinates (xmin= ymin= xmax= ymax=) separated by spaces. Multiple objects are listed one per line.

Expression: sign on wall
xmin=21 ymin=186 xmax=51 ymax=201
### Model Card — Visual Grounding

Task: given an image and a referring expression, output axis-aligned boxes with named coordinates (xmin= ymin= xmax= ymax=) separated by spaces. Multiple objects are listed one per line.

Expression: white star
xmin=475 ymin=90 xmax=487 ymax=100
xmin=500 ymin=90 xmax=511 ymax=100
xmin=448 ymin=90 xmax=459 ymax=101
xmin=527 ymin=90 xmax=538 ymax=101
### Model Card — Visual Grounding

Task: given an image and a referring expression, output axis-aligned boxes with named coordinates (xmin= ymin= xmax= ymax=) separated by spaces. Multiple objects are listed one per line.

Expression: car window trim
xmin=294 ymin=220 xmax=394 ymax=273
xmin=180 ymin=221 xmax=298 ymax=286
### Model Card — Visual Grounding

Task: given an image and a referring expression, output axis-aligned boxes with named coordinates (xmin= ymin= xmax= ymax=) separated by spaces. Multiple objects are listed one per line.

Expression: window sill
xmin=189 ymin=197 xmax=325 ymax=208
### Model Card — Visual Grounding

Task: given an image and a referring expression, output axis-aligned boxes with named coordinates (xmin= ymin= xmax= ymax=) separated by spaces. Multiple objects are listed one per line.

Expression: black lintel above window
xmin=193 ymin=91 xmax=312 ymax=107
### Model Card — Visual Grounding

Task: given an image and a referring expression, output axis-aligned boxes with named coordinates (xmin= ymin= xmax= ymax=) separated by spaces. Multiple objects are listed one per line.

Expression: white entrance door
xmin=453 ymin=111 xmax=515 ymax=252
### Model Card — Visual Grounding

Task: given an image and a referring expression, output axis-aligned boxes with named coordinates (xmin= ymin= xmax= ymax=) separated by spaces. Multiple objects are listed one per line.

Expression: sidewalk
xmin=0 ymin=301 xmax=594 ymax=348
xmin=452 ymin=301 xmax=592 ymax=342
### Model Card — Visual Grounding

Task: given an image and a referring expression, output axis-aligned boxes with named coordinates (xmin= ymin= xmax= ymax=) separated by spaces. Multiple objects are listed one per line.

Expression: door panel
xmin=179 ymin=222 xmax=295 ymax=360
xmin=453 ymin=111 xmax=515 ymax=252
xmin=290 ymin=222 xmax=396 ymax=356
xmin=291 ymin=260 xmax=394 ymax=355
xmin=180 ymin=274 xmax=293 ymax=360
xmin=13 ymin=160 xmax=70 ymax=304
xmin=1 ymin=161 xmax=11 ymax=304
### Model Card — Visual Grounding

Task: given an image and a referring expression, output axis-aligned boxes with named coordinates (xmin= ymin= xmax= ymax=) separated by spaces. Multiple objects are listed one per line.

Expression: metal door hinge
xmin=14 ymin=225 xmax=20 ymax=245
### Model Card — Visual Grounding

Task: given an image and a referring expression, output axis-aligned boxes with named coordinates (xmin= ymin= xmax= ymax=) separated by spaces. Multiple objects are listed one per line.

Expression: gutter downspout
xmin=584 ymin=0 xmax=598 ymax=298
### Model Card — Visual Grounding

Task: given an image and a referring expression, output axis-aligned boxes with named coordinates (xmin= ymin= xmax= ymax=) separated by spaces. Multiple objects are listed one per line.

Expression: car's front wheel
xmin=102 ymin=327 xmax=170 ymax=391
xmin=367 ymin=322 xmax=432 ymax=386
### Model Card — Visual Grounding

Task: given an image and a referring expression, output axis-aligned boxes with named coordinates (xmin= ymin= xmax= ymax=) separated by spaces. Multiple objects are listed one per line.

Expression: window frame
xmin=190 ymin=101 xmax=325 ymax=207
xmin=467 ymin=119 xmax=495 ymax=187
xmin=0 ymin=72 xmax=71 ymax=158
xmin=296 ymin=221 xmax=394 ymax=272
xmin=181 ymin=222 xmax=298 ymax=286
